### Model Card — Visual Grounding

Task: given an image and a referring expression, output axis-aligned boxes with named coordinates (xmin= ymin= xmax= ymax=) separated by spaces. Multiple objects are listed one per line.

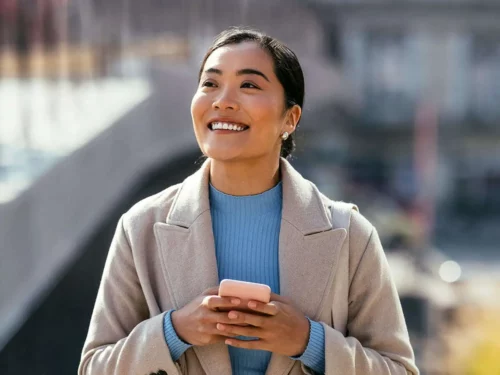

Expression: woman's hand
xmin=170 ymin=286 xmax=244 ymax=346
xmin=214 ymin=293 xmax=311 ymax=357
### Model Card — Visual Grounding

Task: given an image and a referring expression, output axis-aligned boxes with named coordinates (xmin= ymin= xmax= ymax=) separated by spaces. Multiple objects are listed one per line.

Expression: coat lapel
xmin=154 ymin=157 xmax=347 ymax=375
xmin=265 ymin=159 xmax=347 ymax=375
xmin=154 ymin=159 xmax=232 ymax=375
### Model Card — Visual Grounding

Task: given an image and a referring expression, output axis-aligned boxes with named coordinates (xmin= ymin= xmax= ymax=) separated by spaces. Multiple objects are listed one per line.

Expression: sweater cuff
xmin=163 ymin=309 xmax=192 ymax=361
xmin=290 ymin=317 xmax=325 ymax=373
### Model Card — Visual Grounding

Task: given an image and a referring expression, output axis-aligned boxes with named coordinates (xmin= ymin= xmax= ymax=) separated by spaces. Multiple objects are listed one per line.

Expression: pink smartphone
xmin=218 ymin=279 xmax=271 ymax=313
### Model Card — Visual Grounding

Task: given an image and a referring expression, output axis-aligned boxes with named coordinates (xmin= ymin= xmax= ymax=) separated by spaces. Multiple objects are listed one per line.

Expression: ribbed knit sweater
xmin=163 ymin=181 xmax=325 ymax=374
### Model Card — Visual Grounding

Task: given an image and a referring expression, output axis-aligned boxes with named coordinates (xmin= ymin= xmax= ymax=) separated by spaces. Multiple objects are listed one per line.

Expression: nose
xmin=212 ymin=90 xmax=239 ymax=111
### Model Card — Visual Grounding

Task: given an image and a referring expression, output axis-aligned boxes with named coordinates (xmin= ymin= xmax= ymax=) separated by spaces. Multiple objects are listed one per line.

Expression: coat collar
xmin=154 ymin=157 xmax=347 ymax=375
xmin=166 ymin=157 xmax=332 ymax=235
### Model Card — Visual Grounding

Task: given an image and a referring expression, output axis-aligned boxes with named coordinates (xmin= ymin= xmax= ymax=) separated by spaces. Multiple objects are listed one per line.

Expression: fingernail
xmin=248 ymin=301 xmax=257 ymax=308
xmin=217 ymin=323 xmax=224 ymax=331
xmin=231 ymin=298 xmax=240 ymax=305
xmin=228 ymin=311 xmax=238 ymax=319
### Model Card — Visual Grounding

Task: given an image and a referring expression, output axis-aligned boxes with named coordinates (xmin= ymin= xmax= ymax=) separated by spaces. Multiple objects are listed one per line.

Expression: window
xmin=470 ymin=35 xmax=500 ymax=123
xmin=363 ymin=30 xmax=417 ymax=126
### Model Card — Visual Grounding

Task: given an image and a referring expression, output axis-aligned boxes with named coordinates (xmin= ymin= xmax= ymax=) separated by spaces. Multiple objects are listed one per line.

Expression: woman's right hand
xmin=170 ymin=286 xmax=242 ymax=346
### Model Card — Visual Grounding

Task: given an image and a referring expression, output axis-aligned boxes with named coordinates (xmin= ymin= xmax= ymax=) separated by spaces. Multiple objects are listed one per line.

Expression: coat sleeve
xmin=78 ymin=215 xmax=183 ymax=375
xmin=321 ymin=211 xmax=419 ymax=375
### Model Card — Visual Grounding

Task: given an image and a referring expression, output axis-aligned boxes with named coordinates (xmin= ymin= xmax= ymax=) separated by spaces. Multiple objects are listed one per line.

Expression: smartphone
xmin=218 ymin=279 xmax=271 ymax=314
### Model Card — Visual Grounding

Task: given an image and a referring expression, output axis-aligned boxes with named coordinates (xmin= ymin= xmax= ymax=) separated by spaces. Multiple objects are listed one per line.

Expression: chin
xmin=202 ymin=147 xmax=246 ymax=163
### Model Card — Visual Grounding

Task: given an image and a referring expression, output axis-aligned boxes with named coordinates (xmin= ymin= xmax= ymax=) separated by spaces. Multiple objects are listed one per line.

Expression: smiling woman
xmin=78 ymin=27 xmax=419 ymax=375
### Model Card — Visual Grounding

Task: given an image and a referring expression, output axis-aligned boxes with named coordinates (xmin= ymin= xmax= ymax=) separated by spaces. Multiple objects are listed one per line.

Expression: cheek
xmin=246 ymin=95 xmax=282 ymax=123
xmin=191 ymin=92 xmax=210 ymax=123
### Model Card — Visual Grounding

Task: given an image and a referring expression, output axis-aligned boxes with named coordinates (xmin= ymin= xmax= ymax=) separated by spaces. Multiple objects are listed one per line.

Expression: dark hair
xmin=198 ymin=26 xmax=305 ymax=159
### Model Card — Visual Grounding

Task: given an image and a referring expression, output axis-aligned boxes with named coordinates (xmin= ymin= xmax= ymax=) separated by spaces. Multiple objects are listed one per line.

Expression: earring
xmin=281 ymin=132 xmax=289 ymax=140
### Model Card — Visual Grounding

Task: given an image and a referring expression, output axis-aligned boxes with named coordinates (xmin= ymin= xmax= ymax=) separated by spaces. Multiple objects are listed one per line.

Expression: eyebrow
xmin=204 ymin=67 xmax=270 ymax=82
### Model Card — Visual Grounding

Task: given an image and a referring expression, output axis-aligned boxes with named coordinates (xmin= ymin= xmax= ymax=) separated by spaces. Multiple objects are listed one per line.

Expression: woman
xmin=78 ymin=27 xmax=419 ymax=375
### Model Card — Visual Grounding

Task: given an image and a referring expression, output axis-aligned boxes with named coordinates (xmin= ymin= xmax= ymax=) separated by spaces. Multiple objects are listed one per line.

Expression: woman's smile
xmin=208 ymin=121 xmax=250 ymax=133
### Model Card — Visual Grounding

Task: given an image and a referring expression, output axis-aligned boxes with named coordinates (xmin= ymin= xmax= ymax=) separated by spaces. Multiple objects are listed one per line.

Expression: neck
xmin=209 ymin=156 xmax=281 ymax=196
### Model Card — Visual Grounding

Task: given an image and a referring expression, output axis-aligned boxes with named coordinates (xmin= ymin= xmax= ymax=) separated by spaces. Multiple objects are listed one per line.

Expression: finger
xmin=216 ymin=323 xmax=264 ymax=338
xmin=193 ymin=313 xmax=241 ymax=339
xmin=247 ymin=301 xmax=279 ymax=316
xmin=206 ymin=325 xmax=241 ymax=339
xmin=218 ymin=310 xmax=268 ymax=328
xmin=202 ymin=295 xmax=241 ymax=311
xmin=225 ymin=338 xmax=267 ymax=351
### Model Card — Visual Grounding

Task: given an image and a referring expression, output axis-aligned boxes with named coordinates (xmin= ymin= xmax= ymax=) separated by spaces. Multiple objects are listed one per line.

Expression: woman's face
xmin=191 ymin=42 xmax=295 ymax=163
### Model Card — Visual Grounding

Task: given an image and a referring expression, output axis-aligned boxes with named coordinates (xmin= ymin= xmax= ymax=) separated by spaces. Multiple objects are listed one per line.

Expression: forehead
xmin=204 ymin=42 xmax=275 ymax=74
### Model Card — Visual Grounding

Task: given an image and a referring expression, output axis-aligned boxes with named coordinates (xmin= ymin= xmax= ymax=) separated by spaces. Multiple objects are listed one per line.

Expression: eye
xmin=201 ymin=80 xmax=217 ymax=88
xmin=241 ymin=82 xmax=260 ymax=89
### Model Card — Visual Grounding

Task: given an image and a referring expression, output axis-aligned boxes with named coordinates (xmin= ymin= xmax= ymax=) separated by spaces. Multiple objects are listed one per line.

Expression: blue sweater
xmin=163 ymin=181 xmax=325 ymax=374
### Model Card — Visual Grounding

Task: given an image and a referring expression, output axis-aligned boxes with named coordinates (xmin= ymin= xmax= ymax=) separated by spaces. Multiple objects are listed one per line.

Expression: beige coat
xmin=79 ymin=157 xmax=419 ymax=375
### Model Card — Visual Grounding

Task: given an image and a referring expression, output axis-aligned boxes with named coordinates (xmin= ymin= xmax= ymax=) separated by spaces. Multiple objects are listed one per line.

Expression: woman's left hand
xmin=215 ymin=293 xmax=310 ymax=357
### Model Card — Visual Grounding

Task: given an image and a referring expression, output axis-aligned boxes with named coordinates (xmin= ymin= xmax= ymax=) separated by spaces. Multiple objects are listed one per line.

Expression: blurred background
xmin=1 ymin=0 xmax=500 ymax=374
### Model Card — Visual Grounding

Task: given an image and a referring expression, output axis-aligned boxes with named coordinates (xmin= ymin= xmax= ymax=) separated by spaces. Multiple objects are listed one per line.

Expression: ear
xmin=284 ymin=105 xmax=302 ymax=135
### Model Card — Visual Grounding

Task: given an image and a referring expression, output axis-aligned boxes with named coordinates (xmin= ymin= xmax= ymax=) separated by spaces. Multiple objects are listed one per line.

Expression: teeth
xmin=211 ymin=122 xmax=247 ymax=131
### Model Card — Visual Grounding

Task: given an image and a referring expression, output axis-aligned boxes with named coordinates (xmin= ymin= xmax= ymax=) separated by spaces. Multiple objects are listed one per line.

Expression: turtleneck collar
xmin=209 ymin=181 xmax=283 ymax=215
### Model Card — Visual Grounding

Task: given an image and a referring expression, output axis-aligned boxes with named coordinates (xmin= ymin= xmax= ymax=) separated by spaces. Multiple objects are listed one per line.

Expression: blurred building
xmin=304 ymin=0 xmax=500 ymax=259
